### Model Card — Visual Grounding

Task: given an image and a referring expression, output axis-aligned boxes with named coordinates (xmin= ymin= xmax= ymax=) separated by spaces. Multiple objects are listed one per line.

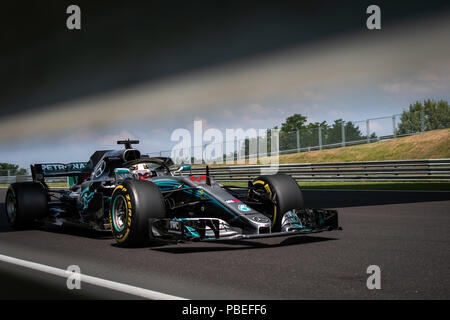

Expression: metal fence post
xmin=296 ymin=130 xmax=300 ymax=152
xmin=341 ymin=121 xmax=346 ymax=147
xmin=393 ymin=115 xmax=397 ymax=138
xmin=366 ymin=119 xmax=370 ymax=143
xmin=420 ymin=109 xmax=425 ymax=132
xmin=318 ymin=126 xmax=322 ymax=150
xmin=256 ymin=135 xmax=260 ymax=160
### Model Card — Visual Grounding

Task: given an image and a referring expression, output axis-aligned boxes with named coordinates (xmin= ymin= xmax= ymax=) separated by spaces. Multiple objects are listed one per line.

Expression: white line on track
xmin=0 ymin=253 xmax=187 ymax=300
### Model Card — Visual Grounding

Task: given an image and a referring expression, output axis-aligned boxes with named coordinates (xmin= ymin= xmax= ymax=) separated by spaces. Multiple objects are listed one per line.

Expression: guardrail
xmin=1 ymin=159 xmax=449 ymax=184
xmin=182 ymin=159 xmax=450 ymax=182
xmin=0 ymin=176 xmax=68 ymax=184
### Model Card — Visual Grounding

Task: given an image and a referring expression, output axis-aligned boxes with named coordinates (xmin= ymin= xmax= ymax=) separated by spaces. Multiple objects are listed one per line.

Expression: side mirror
xmin=175 ymin=165 xmax=191 ymax=175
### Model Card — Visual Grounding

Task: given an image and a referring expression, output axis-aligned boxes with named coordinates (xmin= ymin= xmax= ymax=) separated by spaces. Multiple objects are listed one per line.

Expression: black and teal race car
xmin=4 ymin=140 xmax=339 ymax=247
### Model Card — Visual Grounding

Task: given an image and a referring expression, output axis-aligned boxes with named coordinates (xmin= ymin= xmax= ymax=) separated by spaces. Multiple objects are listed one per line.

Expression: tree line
xmin=397 ymin=99 xmax=449 ymax=134
xmin=0 ymin=163 xmax=27 ymax=176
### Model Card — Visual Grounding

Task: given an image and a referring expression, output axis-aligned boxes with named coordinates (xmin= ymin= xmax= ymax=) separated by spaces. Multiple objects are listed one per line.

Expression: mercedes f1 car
xmin=4 ymin=140 xmax=340 ymax=247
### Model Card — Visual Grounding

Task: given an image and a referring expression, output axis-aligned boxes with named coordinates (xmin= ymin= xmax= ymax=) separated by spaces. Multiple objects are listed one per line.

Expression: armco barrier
xmin=182 ymin=159 xmax=450 ymax=182
xmin=1 ymin=159 xmax=449 ymax=184
xmin=0 ymin=176 xmax=68 ymax=184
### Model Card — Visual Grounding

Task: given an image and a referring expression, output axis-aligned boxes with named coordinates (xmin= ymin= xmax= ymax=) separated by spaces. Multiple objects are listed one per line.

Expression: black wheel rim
xmin=6 ymin=192 xmax=15 ymax=222
xmin=112 ymin=195 xmax=127 ymax=232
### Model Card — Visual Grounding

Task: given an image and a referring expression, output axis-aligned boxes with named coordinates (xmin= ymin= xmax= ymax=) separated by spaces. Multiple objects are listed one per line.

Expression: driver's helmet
xmin=130 ymin=163 xmax=151 ymax=180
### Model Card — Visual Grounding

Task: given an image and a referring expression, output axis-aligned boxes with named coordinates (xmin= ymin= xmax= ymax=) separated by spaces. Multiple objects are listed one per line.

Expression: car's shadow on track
xmin=0 ymin=222 xmax=112 ymax=240
xmin=150 ymin=235 xmax=338 ymax=254
xmin=36 ymin=226 xmax=113 ymax=240
xmin=0 ymin=203 xmax=111 ymax=239
xmin=0 ymin=205 xmax=20 ymax=233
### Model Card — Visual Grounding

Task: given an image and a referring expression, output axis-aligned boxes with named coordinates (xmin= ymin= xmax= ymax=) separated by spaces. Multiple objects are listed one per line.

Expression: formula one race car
xmin=4 ymin=140 xmax=339 ymax=247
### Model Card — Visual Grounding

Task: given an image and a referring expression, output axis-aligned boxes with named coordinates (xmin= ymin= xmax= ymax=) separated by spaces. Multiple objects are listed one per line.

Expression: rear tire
xmin=5 ymin=182 xmax=48 ymax=228
xmin=251 ymin=174 xmax=304 ymax=231
xmin=109 ymin=180 xmax=165 ymax=247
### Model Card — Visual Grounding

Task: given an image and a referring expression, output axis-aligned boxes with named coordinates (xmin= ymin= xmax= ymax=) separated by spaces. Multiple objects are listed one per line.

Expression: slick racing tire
xmin=5 ymin=182 xmax=48 ymax=228
xmin=251 ymin=174 xmax=304 ymax=232
xmin=109 ymin=180 xmax=165 ymax=247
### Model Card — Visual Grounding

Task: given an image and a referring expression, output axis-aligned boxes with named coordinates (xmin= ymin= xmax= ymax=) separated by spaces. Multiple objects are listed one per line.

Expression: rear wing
xmin=31 ymin=162 xmax=88 ymax=183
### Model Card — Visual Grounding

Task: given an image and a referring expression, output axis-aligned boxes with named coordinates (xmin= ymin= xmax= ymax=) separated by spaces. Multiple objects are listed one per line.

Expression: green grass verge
xmin=222 ymin=181 xmax=450 ymax=191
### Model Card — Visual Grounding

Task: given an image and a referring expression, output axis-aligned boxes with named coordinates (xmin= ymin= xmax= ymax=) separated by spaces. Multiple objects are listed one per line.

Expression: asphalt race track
xmin=0 ymin=188 xmax=449 ymax=299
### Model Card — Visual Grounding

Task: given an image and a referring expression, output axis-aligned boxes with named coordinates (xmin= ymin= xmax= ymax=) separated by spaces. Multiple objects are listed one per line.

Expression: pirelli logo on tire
xmin=110 ymin=185 xmax=133 ymax=243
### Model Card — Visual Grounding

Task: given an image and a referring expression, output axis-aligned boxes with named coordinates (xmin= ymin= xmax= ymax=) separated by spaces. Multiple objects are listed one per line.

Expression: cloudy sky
xmin=1 ymin=10 xmax=449 ymax=169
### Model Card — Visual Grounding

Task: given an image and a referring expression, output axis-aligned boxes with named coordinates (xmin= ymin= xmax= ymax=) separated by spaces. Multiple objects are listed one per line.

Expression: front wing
xmin=148 ymin=209 xmax=340 ymax=242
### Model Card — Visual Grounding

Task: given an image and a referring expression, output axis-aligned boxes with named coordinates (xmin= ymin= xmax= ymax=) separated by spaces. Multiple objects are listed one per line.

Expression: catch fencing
xmin=148 ymin=112 xmax=445 ymax=164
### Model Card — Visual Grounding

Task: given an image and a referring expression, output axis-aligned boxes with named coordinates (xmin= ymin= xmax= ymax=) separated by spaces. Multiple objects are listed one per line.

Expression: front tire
xmin=251 ymin=174 xmax=304 ymax=231
xmin=5 ymin=182 xmax=48 ymax=228
xmin=109 ymin=180 xmax=165 ymax=247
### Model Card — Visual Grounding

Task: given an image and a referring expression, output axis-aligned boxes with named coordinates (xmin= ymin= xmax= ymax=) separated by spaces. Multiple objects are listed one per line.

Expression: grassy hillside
xmin=261 ymin=128 xmax=450 ymax=164
xmin=221 ymin=130 xmax=450 ymax=189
